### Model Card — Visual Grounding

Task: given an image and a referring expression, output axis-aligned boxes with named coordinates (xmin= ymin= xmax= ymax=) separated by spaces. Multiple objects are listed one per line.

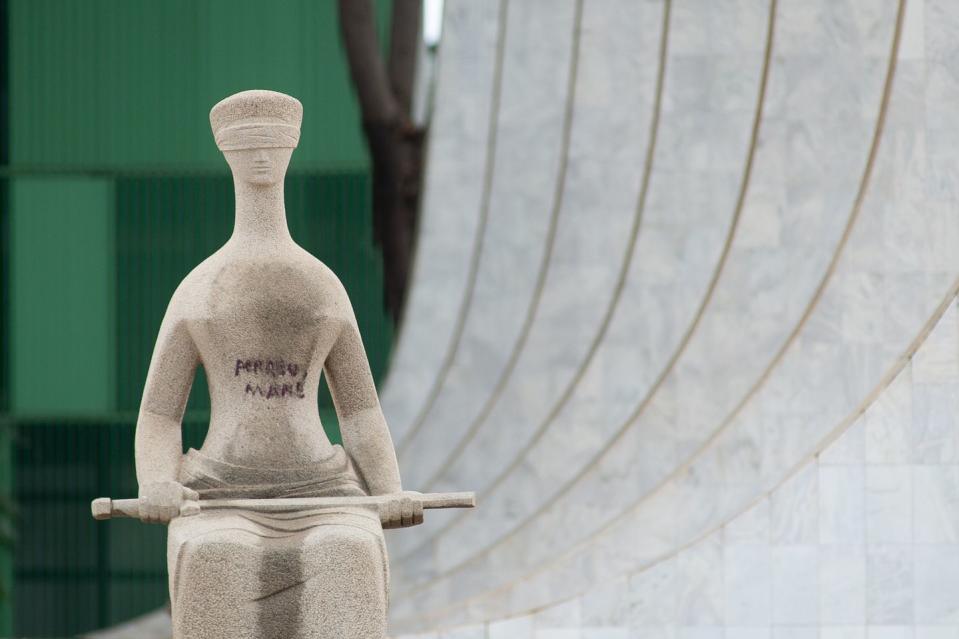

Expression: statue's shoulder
xmin=174 ymin=250 xmax=223 ymax=292
xmin=161 ymin=249 xmax=230 ymax=317
xmin=163 ymin=246 xmax=354 ymax=325
xmin=293 ymin=249 xmax=354 ymax=321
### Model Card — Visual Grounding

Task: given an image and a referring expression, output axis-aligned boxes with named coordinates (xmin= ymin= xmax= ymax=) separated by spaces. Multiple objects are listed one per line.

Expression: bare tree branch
xmin=338 ymin=0 xmax=425 ymax=323
xmin=388 ymin=0 xmax=422 ymax=115
xmin=338 ymin=0 xmax=400 ymax=124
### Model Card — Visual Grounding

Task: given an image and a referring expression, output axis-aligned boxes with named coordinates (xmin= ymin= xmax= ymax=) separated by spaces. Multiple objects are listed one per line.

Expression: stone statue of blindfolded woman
xmin=134 ymin=90 xmax=421 ymax=638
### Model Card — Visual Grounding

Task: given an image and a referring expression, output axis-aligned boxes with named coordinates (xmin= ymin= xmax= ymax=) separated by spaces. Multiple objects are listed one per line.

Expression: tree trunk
xmin=338 ymin=0 xmax=424 ymax=324
xmin=388 ymin=0 xmax=421 ymax=114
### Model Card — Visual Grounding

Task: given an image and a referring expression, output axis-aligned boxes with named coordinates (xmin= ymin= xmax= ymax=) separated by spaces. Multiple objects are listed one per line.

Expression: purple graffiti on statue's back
xmin=233 ymin=358 xmax=307 ymax=399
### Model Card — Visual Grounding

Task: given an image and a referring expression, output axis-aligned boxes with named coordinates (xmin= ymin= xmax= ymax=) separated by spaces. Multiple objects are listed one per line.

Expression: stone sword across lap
xmin=92 ymin=491 xmax=475 ymax=527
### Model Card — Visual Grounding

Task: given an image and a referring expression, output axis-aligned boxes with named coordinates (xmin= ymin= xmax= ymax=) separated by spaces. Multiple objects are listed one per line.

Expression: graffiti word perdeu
xmin=234 ymin=358 xmax=306 ymax=400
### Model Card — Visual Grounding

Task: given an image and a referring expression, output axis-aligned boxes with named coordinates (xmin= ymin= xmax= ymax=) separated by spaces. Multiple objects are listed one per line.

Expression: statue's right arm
xmin=134 ymin=299 xmax=200 ymax=523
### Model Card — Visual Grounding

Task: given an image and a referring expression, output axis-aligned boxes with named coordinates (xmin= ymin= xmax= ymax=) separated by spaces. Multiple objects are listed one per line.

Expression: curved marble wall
xmin=378 ymin=0 xmax=502 ymax=442
xmin=395 ymin=0 xmax=583 ymax=481
xmin=392 ymin=0 xmax=667 ymax=560
xmin=386 ymin=0 xmax=959 ymax=635
xmin=395 ymin=292 xmax=959 ymax=637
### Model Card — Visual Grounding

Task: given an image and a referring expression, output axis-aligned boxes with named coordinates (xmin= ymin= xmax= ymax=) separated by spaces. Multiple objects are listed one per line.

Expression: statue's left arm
xmin=325 ymin=314 xmax=403 ymax=497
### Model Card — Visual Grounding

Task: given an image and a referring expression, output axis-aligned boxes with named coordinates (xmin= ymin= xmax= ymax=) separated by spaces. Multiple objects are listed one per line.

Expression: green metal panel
xmin=1 ymin=0 xmax=11 ymax=632
xmin=14 ymin=417 xmax=162 ymax=635
xmin=0 ymin=425 xmax=11 ymax=638
xmin=8 ymin=0 xmax=391 ymax=171
xmin=10 ymin=177 xmax=115 ymax=415
xmin=3 ymin=1 xmax=399 ymax=634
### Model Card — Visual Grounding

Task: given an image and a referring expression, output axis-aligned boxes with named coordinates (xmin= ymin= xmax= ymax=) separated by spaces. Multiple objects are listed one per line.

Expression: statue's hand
xmin=381 ymin=491 xmax=424 ymax=529
xmin=138 ymin=481 xmax=199 ymax=524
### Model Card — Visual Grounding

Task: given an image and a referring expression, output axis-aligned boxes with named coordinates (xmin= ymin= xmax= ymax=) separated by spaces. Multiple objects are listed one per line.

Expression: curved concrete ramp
xmin=388 ymin=0 xmax=959 ymax=635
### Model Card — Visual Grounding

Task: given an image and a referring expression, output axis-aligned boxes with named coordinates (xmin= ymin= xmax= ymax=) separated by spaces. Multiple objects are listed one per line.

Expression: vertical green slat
xmin=0 ymin=0 xmax=12 ymax=630
xmin=96 ymin=422 xmax=108 ymax=626
xmin=0 ymin=423 xmax=11 ymax=636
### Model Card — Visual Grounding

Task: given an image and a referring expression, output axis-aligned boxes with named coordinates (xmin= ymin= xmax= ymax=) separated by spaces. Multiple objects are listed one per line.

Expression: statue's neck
xmin=230 ymin=179 xmax=293 ymax=246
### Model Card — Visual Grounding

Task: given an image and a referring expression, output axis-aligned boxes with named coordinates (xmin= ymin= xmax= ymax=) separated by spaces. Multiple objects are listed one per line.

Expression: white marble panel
xmin=380 ymin=0 xmax=503 ymax=442
xmin=910 ymin=300 xmax=959 ymax=463
xmin=678 ymin=628 xmax=724 ymax=639
xmin=577 ymin=575 xmax=627 ymax=628
xmin=865 ymin=365 xmax=915 ymax=464
xmin=820 ymin=416 xmax=866 ymax=465
xmin=488 ymin=616 xmax=534 ymax=639
xmin=771 ymin=463 xmax=819 ymax=545
xmin=820 ymin=544 xmax=867 ymax=625
xmin=866 ymin=629 xmax=914 ymax=639
xmin=726 ymin=629 xmax=773 ymax=639
xmin=404 ymin=0 xmax=761 ymax=576
xmin=404 ymin=293 xmax=952 ymax=630
xmin=820 ymin=629 xmax=866 ymax=639
xmin=392 ymin=1 xmax=951 ymax=623
xmin=580 ymin=628 xmax=628 ymax=639
xmin=393 ymin=0 xmax=900 ymax=602
xmin=771 ymin=546 xmax=819 ymax=625
xmin=866 ymin=545 xmax=913 ymax=625
xmin=442 ymin=627 xmax=486 ymax=639
xmin=399 ymin=295 xmax=958 ymax=633
xmin=923 ymin=0 xmax=959 ymax=204
xmin=911 ymin=383 xmax=959 ymax=464
xmin=676 ymin=532 xmax=723 ymax=626
xmin=392 ymin=0 xmax=667 ymax=561
xmin=437 ymin=0 xmax=664 ymax=495
xmin=819 ymin=465 xmax=866 ymax=544
xmin=724 ymin=542 xmax=771 ymax=626
xmin=390 ymin=0 xmax=959 ymax=637
xmin=915 ymin=628 xmax=959 ymax=639
xmin=533 ymin=598 xmax=582 ymax=638
xmin=914 ymin=545 xmax=959 ymax=624
xmin=913 ymin=466 xmax=959 ymax=543
xmin=626 ymin=558 xmax=677 ymax=629
xmin=416 ymin=0 xmax=760 ymax=566
xmin=502 ymin=42 xmax=944 ymax=616
xmin=395 ymin=0 xmax=579 ymax=489
xmin=865 ymin=465 xmax=912 ymax=544
xmin=770 ymin=629 xmax=817 ymax=639
xmin=724 ymin=498 xmax=769 ymax=545
xmin=394 ymin=627 xmax=486 ymax=639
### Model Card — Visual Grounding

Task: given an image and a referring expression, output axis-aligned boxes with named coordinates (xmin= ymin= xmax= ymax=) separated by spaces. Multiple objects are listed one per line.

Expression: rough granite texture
xmin=133 ymin=90 xmax=417 ymax=638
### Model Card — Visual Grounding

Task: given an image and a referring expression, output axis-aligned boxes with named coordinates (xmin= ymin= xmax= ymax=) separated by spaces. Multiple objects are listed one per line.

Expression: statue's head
xmin=210 ymin=90 xmax=303 ymax=186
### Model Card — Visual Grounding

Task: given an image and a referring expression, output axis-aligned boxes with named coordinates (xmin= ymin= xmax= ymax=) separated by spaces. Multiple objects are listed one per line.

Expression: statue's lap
xmin=168 ymin=508 xmax=388 ymax=639
xmin=166 ymin=447 xmax=389 ymax=638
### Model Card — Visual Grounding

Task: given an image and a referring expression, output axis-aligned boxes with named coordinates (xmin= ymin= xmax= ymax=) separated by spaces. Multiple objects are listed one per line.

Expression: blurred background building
xmin=4 ymin=0 xmax=959 ymax=638
xmin=0 ymin=1 xmax=399 ymax=635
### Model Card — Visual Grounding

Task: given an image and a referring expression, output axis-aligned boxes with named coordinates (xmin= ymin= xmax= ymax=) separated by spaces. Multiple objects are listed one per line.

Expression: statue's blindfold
xmin=215 ymin=123 xmax=300 ymax=151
